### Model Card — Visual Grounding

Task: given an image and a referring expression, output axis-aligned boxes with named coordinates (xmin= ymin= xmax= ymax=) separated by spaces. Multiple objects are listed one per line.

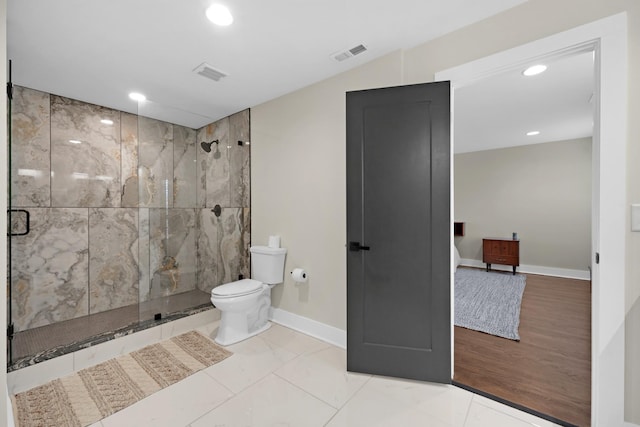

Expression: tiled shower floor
xmin=10 ymin=289 xmax=212 ymax=368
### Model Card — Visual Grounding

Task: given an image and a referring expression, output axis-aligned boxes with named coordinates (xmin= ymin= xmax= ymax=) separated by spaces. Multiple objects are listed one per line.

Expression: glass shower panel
xmin=136 ymin=101 xmax=213 ymax=323
xmin=7 ymin=86 xmax=142 ymax=366
xmin=195 ymin=108 xmax=252 ymax=295
xmin=7 ymin=67 xmax=13 ymax=366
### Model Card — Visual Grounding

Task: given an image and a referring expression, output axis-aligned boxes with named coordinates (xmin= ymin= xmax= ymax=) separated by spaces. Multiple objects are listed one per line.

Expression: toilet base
xmin=215 ymin=320 xmax=272 ymax=346
xmin=212 ymin=286 xmax=272 ymax=346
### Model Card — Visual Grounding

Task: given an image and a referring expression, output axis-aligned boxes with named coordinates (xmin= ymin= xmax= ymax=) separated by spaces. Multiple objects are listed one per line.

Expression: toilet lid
xmin=211 ymin=279 xmax=263 ymax=298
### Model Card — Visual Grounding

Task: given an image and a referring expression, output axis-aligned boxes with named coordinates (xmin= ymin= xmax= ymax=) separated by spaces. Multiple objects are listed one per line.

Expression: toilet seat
xmin=211 ymin=279 xmax=263 ymax=299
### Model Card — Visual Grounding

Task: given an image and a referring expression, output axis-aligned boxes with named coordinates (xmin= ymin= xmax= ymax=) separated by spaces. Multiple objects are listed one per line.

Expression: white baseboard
xmin=269 ymin=307 xmax=346 ymax=349
xmin=7 ymin=386 xmax=15 ymax=427
xmin=460 ymin=258 xmax=591 ymax=281
xmin=268 ymin=260 xmax=589 ymax=351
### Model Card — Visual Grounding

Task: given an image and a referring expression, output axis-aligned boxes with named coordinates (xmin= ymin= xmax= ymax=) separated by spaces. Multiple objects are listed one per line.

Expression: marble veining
xmin=197 ymin=118 xmax=230 ymax=208
xmin=139 ymin=117 xmax=173 ymax=208
xmin=149 ymin=209 xmax=197 ymax=298
xmin=50 ymin=95 xmax=121 ymax=207
xmin=173 ymin=125 xmax=197 ymax=208
xmin=138 ymin=208 xmax=151 ymax=302
xmin=11 ymin=208 xmax=89 ymax=332
xmin=10 ymin=86 xmax=51 ymax=207
xmin=240 ymin=207 xmax=251 ymax=278
xmin=196 ymin=209 xmax=218 ymax=293
xmin=89 ymin=208 xmax=140 ymax=314
xmin=229 ymin=109 xmax=251 ymax=208
xmin=217 ymin=208 xmax=246 ymax=286
xmin=121 ymin=113 xmax=139 ymax=207
xmin=196 ymin=207 xmax=250 ymax=292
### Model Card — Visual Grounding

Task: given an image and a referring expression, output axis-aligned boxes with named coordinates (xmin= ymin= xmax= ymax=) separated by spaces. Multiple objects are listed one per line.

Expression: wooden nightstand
xmin=483 ymin=238 xmax=519 ymax=275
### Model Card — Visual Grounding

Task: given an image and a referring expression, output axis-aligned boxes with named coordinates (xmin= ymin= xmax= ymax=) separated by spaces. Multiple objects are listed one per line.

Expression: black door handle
xmin=349 ymin=241 xmax=370 ymax=251
xmin=8 ymin=209 xmax=30 ymax=236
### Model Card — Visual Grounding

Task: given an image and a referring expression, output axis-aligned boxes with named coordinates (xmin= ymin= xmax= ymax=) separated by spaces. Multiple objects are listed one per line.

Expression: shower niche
xmin=8 ymin=85 xmax=251 ymax=368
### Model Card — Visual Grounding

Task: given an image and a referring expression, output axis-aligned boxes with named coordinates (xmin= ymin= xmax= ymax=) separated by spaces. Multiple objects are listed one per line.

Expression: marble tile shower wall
xmin=9 ymin=86 xmax=251 ymax=332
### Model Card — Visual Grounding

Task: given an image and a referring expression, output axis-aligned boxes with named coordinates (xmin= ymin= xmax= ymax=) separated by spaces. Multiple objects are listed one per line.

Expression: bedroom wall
xmin=251 ymin=0 xmax=639 ymax=421
xmin=454 ymin=138 xmax=592 ymax=273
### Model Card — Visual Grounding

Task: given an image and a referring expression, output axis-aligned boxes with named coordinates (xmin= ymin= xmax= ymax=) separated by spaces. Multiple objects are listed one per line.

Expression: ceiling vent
xmin=332 ymin=44 xmax=368 ymax=62
xmin=193 ymin=62 xmax=228 ymax=81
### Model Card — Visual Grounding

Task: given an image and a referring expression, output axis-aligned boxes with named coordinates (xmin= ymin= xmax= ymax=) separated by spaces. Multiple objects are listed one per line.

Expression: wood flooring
xmin=454 ymin=269 xmax=591 ymax=427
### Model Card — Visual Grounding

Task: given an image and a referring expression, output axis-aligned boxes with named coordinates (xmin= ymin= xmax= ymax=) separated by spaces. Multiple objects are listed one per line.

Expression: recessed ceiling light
xmin=129 ymin=92 xmax=146 ymax=102
xmin=523 ymin=64 xmax=547 ymax=76
xmin=100 ymin=119 xmax=114 ymax=125
xmin=526 ymin=131 xmax=540 ymax=136
xmin=69 ymin=139 xmax=82 ymax=144
xmin=206 ymin=4 xmax=233 ymax=26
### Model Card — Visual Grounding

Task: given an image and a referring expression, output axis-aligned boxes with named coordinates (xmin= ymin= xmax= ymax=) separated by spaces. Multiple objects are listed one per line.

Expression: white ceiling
xmin=8 ymin=0 xmax=527 ymax=129
xmin=8 ymin=0 xmax=592 ymax=152
xmin=454 ymin=51 xmax=595 ymax=153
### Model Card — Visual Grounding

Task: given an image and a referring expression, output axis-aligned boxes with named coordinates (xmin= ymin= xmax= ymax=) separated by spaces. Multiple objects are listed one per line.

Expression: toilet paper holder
xmin=291 ymin=268 xmax=308 ymax=283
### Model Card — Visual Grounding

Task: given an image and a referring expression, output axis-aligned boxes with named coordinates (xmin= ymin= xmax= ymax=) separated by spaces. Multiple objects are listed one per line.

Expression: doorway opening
xmin=451 ymin=49 xmax=594 ymax=426
xmin=436 ymin=12 xmax=627 ymax=427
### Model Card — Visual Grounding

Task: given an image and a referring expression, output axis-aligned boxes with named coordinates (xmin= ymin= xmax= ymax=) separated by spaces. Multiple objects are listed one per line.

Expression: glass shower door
xmin=7 ymin=84 xmax=143 ymax=367
xmin=134 ymin=100 xmax=252 ymax=324
xmin=136 ymin=101 xmax=212 ymax=323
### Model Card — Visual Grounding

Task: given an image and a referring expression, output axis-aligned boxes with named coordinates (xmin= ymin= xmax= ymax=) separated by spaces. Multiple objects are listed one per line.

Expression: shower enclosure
xmin=7 ymin=83 xmax=251 ymax=369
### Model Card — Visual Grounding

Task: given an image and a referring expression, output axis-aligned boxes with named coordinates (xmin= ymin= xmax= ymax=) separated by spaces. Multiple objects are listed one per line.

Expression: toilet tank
xmin=250 ymin=246 xmax=287 ymax=284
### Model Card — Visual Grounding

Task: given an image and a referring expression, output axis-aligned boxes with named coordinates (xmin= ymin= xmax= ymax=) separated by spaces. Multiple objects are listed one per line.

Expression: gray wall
xmin=454 ymin=138 xmax=592 ymax=272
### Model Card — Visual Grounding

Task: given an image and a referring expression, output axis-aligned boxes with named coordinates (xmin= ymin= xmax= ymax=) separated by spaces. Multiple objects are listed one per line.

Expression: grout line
xmin=269 ymin=345 xmax=371 ymax=413
xmin=274 ymin=372 xmax=341 ymax=412
xmin=460 ymin=390 xmax=473 ymax=427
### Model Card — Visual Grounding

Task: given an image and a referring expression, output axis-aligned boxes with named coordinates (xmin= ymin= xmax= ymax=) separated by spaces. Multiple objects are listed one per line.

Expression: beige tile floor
xmin=81 ymin=320 xmax=560 ymax=427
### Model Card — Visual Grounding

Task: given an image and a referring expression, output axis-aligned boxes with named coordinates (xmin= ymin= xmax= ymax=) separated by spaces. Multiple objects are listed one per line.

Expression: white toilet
xmin=210 ymin=245 xmax=287 ymax=346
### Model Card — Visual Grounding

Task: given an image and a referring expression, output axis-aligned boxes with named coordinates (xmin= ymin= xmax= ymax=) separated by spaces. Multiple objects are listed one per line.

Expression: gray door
xmin=346 ymin=82 xmax=451 ymax=383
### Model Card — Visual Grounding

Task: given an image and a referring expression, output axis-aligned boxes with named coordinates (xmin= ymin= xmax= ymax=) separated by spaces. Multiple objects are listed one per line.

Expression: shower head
xmin=200 ymin=139 xmax=219 ymax=153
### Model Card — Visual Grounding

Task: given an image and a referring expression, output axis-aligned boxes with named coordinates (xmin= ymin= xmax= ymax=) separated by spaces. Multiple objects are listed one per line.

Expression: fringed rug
xmin=455 ymin=268 xmax=527 ymax=340
xmin=12 ymin=330 xmax=232 ymax=427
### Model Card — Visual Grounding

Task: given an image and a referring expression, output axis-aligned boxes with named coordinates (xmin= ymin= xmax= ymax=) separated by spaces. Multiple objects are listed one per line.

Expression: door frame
xmin=435 ymin=13 xmax=627 ymax=427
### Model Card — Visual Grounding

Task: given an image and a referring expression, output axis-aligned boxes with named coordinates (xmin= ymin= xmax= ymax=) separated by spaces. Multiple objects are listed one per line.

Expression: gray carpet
xmin=455 ymin=268 xmax=526 ymax=340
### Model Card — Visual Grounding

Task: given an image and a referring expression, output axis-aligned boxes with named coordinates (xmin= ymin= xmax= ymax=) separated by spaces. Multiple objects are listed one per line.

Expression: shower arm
xmin=200 ymin=139 xmax=219 ymax=153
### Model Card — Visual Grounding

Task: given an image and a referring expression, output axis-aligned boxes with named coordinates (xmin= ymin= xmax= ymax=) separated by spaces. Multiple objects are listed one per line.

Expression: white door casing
xmin=436 ymin=12 xmax=627 ymax=427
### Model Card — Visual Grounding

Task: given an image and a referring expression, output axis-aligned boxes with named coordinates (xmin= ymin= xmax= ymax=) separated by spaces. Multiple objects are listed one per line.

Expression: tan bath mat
xmin=12 ymin=330 xmax=232 ymax=427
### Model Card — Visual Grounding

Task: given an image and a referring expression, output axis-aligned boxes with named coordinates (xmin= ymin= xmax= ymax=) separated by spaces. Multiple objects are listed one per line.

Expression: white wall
xmin=454 ymin=138 xmax=592 ymax=272
xmin=252 ymin=0 xmax=639 ymax=423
